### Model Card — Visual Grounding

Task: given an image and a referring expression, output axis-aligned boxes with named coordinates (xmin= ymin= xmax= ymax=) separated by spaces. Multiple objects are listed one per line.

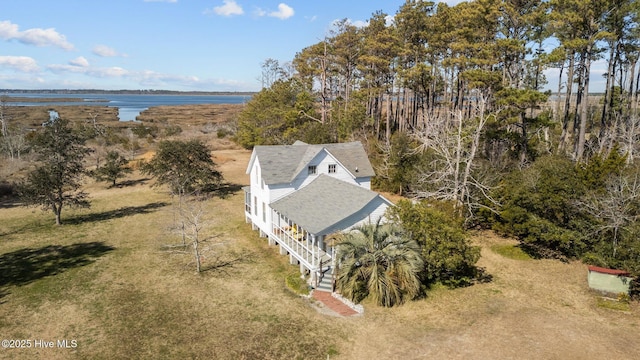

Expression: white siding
xmin=293 ymin=150 xmax=367 ymax=190
xmin=249 ymin=158 xmax=272 ymax=234
xmin=323 ymin=197 xmax=390 ymax=235
xmin=269 ymin=183 xmax=297 ymax=202
xmin=355 ymin=178 xmax=371 ymax=189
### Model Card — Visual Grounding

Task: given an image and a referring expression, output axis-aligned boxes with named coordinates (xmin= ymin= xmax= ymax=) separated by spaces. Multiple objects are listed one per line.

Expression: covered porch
xmin=270 ymin=208 xmax=332 ymax=287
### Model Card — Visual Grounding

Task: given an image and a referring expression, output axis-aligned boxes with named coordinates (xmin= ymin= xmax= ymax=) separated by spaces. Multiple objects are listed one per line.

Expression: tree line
xmin=245 ymin=0 xmax=639 ymax=160
xmin=237 ymin=0 xmax=640 ymax=294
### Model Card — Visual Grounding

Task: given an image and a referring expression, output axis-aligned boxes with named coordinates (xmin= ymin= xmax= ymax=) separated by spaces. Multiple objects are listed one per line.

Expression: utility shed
xmin=587 ymin=266 xmax=633 ymax=295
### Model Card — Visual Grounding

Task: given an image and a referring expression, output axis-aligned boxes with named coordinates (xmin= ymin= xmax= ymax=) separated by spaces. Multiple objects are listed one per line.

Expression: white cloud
xmin=0 ymin=56 xmax=39 ymax=72
xmin=207 ymin=0 xmax=244 ymax=17
xmin=268 ymin=3 xmax=294 ymax=20
xmin=69 ymin=56 xmax=89 ymax=67
xmin=329 ymin=18 xmax=367 ymax=32
xmin=47 ymin=64 xmax=86 ymax=74
xmin=385 ymin=15 xmax=394 ymax=27
xmin=47 ymin=63 xmax=129 ymax=79
xmin=92 ymin=45 xmax=127 ymax=57
xmin=90 ymin=67 xmax=129 ymax=78
xmin=439 ymin=0 xmax=465 ymax=6
xmin=0 ymin=20 xmax=74 ymax=50
xmin=0 ymin=21 xmax=19 ymax=38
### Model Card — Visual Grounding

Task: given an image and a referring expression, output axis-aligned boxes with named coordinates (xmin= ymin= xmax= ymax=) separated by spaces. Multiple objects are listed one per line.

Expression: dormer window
xmin=308 ymin=165 xmax=317 ymax=175
xmin=328 ymin=164 xmax=336 ymax=174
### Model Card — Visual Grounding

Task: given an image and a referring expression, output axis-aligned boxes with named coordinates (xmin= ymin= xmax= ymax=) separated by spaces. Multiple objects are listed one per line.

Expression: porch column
xmin=310 ymin=234 xmax=317 ymax=285
xmin=268 ymin=209 xmax=277 ymax=246
xmin=312 ymin=235 xmax=316 ymax=268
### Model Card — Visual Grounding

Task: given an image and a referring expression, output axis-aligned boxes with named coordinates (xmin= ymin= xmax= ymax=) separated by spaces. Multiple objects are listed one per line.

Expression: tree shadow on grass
xmin=204 ymin=182 xmax=244 ymax=199
xmin=201 ymin=249 xmax=255 ymax=275
xmin=0 ymin=198 xmax=21 ymax=210
xmin=0 ymin=242 xmax=114 ymax=302
xmin=112 ymin=177 xmax=151 ymax=189
xmin=64 ymin=201 xmax=169 ymax=225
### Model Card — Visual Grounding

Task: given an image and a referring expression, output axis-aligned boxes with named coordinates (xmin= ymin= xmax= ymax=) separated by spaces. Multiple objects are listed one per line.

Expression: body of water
xmin=6 ymin=93 xmax=252 ymax=121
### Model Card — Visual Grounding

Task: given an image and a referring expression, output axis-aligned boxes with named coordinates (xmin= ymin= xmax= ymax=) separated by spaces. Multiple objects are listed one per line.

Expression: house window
xmin=262 ymin=202 xmax=266 ymax=223
xmin=328 ymin=164 xmax=336 ymax=174
xmin=308 ymin=165 xmax=317 ymax=175
xmin=254 ymin=196 xmax=258 ymax=215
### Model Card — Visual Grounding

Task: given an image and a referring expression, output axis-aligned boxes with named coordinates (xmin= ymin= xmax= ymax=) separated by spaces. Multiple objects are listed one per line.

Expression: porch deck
xmin=270 ymin=225 xmax=331 ymax=273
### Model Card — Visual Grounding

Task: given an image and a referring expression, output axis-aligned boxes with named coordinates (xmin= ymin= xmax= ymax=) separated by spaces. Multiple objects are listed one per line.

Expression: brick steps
xmin=312 ymin=291 xmax=358 ymax=317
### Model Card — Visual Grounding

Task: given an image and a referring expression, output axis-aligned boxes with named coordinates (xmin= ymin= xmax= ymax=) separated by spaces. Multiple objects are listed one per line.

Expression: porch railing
xmin=271 ymin=224 xmax=329 ymax=272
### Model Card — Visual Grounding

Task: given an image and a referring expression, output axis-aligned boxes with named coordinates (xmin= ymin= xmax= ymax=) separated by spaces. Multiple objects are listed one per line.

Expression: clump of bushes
xmin=131 ymin=123 xmax=159 ymax=139
xmin=163 ymin=125 xmax=182 ymax=137
xmin=389 ymin=199 xmax=481 ymax=288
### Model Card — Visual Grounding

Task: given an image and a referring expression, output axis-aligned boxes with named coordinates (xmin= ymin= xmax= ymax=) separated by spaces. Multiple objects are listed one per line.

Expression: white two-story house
xmin=243 ymin=141 xmax=392 ymax=290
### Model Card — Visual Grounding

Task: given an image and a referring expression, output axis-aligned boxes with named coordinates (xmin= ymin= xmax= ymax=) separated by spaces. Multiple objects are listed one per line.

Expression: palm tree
xmin=335 ymin=221 xmax=424 ymax=307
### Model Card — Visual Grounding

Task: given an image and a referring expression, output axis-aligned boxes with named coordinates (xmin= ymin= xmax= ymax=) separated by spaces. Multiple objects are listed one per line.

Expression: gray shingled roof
xmin=249 ymin=141 xmax=375 ymax=185
xmin=270 ymin=174 xmax=385 ymax=235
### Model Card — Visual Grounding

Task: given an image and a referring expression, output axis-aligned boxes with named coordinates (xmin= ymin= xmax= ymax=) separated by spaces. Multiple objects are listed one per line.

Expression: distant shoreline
xmin=3 ymin=96 xmax=110 ymax=103
xmin=1 ymin=89 xmax=256 ymax=96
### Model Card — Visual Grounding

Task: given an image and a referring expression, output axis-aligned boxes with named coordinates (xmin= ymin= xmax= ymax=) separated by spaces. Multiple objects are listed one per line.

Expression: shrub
xmin=490 ymin=155 xmax=587 ymax=259
xmin=163 ymin=125 xmax=182 ymax=137
xmin=629 ymin=277 xmax=640 ymax=301
xmin=389 ymin=200 xmax=480 ymax=287
xmin=131 ymin=123 xmax=158 ymax=139
xmin=217 ymin=128 xmax=229 ymax=138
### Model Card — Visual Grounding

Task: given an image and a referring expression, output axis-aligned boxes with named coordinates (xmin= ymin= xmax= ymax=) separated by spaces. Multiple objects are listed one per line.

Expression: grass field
xmin=1 ymin=147 xmax=639 ymax=360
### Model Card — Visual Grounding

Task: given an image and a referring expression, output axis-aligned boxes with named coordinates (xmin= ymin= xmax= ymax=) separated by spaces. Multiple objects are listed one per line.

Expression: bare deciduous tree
xmin=181 ymin=198 xmax=208 ymax=273
xmin=619 ymin=113 xmax=640 ymax=164
xmin=0 ymin=96 xmax=27 ymax=161
xmin=161 ymin=197 xmax=214 ymax=273
xmin=0 ymin=96 xmax=8 ymax=138
xmin=163 ymin=197 xmax=236 ymax=274
xmin=578 ymin=173 xmax=640 ymax=258
xmin=412 ymin=95 xmax=499 ymax=218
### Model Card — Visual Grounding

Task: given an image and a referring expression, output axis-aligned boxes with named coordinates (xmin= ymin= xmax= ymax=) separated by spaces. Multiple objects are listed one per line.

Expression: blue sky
xmin=1 ymin=0 xmax=434 ymax=92
xmin=0 ymin=0 xmax=605 ymax=92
